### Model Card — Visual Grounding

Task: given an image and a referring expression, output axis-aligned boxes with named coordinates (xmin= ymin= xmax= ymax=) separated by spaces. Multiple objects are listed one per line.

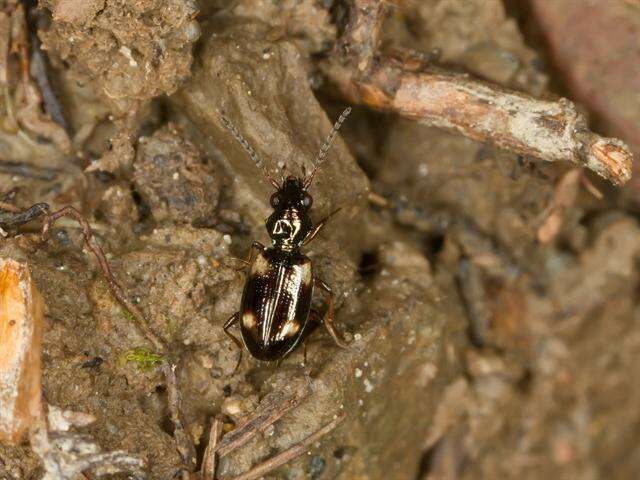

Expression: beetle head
xmin=266 ymin=176 xmax=313 ymax=248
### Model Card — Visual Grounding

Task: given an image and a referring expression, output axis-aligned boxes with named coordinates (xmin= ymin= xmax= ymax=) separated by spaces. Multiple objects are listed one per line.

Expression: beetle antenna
xmin=220 ymin=115 xmax=280 ymax=188
xmin=304 ymin=107 xmax=352 ymax=188
xmin=280 ymin=162 xmax=288 ymax=184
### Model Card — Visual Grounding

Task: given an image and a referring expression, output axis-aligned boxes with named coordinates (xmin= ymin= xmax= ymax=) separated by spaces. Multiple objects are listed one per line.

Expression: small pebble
xmin=364 ymin=378 xmax=374 ymax=393
xmin=222 ymin=397 xmax=242 ymax=415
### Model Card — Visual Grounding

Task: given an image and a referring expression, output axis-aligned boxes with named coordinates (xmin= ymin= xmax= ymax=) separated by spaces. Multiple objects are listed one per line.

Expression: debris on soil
xmin=0 ymin=202 xmax=48 ymax=235
xmin=0 ymin=2 xmax=71 ymax=154
xmin=133 ymin=124 xmax=221 ymax=225
xmin=85 ymin=127 xmax=136 ymax=175
xmin=226 ymin=412 xmax=345 ymax=480
xmin=39 ymin=0 xmax=200 ymax=112
xmin=0 ymin=1 xmax=638 ymax=479
xmin=29 ymin=405 xmax=145 ymax=480
xmin=214 ymin=381 xmax=308 ymax=458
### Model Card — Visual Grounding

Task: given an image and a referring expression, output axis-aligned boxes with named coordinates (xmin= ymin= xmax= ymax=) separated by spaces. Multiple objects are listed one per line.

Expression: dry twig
xmin=0 ymin=160 xmax=59 ymax=180
xmin=163 ymin=363 xmax=197 ymax=471
xmin=201 ymin=417 xmax=223 ymax=480
xmin=322 ymin=0 xmax=632 ymax=185
xmin=29 ymin=406 xmax=146 ymax=480
xmin=227 ymin=413 xmax=345 ymax=480
xmin=215 ymin=385 xmax=308 ymax=457
xmin=0 ymin=201 xmax=48 ymax=234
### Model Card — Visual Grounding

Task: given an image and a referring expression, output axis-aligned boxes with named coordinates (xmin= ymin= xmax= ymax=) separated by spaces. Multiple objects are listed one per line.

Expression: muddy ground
xmin=0 ymin=0 xmax=639 ymax=479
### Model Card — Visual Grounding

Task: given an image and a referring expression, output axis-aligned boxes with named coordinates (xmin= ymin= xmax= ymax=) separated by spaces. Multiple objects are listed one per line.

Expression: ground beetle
xmin=220 ymin=108 xmax=352 ymax=364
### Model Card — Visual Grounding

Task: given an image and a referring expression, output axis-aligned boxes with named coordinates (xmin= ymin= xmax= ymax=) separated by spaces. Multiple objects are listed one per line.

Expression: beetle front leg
xmin=228 ymin=240 xmax=265 ymax=270
xmin=223 ymin=312 xmax=243 ymax=372
xmin=303 ymin=208 xmax=341 ymax=246
xmin=314 ymin=277 xmax=349 ymax=348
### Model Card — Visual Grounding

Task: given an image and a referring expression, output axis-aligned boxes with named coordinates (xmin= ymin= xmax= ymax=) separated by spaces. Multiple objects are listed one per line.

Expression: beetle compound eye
xmin=302 ymin=194 xmax=313 ymax=208
xmin=270 ymin=193 xmax=281 ymax=207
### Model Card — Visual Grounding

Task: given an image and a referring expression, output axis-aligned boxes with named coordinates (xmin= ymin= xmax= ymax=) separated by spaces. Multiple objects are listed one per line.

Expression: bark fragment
xmin=322 ymin=0 xmax=633 ymax=185
xmin=0 ymin=258 xmax=43 ymax=446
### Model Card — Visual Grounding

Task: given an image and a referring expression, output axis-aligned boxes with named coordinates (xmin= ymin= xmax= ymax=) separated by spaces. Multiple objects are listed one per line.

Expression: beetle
xmin=220 ymin=108 xmax=352 ymax=364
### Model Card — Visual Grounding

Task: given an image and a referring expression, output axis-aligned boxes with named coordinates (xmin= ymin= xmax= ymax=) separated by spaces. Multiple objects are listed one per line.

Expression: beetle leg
xmin=314 ymin=277 xmax=349 ymax=348
xmin=251 ymin=240 xmax=266 ymax=251
xmin=300 ymin=311 xmax=321 ymax=365
xmin=223 ymin=313 xmax=243 ymax=372
xmin=228 ymin=241 xmax=266 ymax=271
xmin=302 ymin=208 xmax=341 ymax=246
xmin=245 ymin=241 xmax=266 ymax=266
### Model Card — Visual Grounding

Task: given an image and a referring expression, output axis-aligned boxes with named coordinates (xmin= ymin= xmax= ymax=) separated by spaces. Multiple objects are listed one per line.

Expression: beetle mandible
xmin=220 ymin=108 xmax=352 ymax=365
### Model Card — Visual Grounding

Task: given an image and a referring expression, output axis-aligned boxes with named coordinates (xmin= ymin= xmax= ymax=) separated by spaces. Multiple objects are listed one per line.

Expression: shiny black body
xmin=221 ymin=108 xmax=351 ymax=364
xmin=224 ymin=176 xmax=347 ymax=362
xmin=240 ymin=246 xmax=313 ymax=360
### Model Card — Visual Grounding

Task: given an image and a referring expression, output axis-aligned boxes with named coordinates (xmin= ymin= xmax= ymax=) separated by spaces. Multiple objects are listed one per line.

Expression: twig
xmin=0 ymin=160 xmax=59 ymax=180
xmin=215 ymin=386 xmax=308 ymax=457
xmin=29 ymin=33 xmax=69 ymax=134
xmin=0 ymin=201 xmax=48 ymax=231
xmin=162 ymin=363 xmax=197 ymax=472
xmin=322 ymin=0 xmax=632 ymax=185
xmin=335 ymin=0 xmax=387 ymax=73
xmin=25 ymin=2 xmax=70 ymax=134
xmin=228 ymin=413 xmax=345 ymax=480
xmin=457 ymin=259 xmax=492 ymax=349
xmin=201 ymin=417 xmax=223 ymax=480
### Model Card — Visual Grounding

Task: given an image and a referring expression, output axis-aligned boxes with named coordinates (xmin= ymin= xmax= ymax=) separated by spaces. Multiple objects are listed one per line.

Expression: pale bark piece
xmin=322 ymin=0 xmax=633 ymax=186
xmin=0 ymin=258 xmax=43 ymax=445
xmin=324 ymin=58 xmax=632 ymax=186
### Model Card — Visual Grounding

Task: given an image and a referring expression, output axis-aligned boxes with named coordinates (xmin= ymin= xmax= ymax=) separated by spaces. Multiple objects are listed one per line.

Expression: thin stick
xmin=215 ymin=387 xmax=307 ymax=457
xmin=162 ymin=363 xmax=197 ymax=472
xmin=228 ymin=413 xmax=346 ymax=480
xmin=322 ymin=0 xmax=632 ymax=186
xmin=201 ymin=417 xmax=223 ymax=480
xmin=0 ymin=160 xmax=59 ymax=180
xmin=0 ymin=202 xmax=48 ymax=231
